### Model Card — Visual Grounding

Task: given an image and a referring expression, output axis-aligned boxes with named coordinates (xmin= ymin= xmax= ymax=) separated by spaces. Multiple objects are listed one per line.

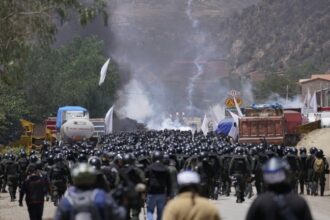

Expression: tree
xmin=22 ymin=37 xmax=119 ymax=121
xmin=0 ymin=82 xmax=28 ymax=144
xmin=254 ymin=74 xmax=298 ymax=101
xmin=0 ymin=0 xmax=108 ymax=82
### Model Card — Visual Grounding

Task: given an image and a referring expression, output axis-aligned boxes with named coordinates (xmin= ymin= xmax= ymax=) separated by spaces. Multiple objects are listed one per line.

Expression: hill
xmin=219 ymin=0 xmax=330 ymax=77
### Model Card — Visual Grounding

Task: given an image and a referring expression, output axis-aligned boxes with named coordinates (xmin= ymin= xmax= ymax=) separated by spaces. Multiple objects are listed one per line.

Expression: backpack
xmin=233 ymin=157 xmax=247 ymax=173
xmin=313 ymin=158 xmax=324 ymax=174
xmin=67 ymin=190 xmax=103 ymax=220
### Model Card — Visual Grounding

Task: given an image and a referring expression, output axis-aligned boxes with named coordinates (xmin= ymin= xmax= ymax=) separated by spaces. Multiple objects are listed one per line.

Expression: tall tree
xmin=0 ymin=81 xmax=28 ymax=144
xmin=0 ymin=0 xmax=108 ymax=82
xmin=23 ymin=37 xmax=119 ymax=121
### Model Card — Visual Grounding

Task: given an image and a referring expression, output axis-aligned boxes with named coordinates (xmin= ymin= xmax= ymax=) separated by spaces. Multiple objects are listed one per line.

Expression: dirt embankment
xmin=297 ymin=128 xmax=330 ymax=157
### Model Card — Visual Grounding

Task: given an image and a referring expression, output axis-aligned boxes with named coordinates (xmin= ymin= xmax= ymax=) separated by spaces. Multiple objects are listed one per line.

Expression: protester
xmin=19 ymin=165 xmax=49 ymax=220
xmin=162 ymin=170 xmax=221 ymax=220
xmin=54 ymin=163 xmax=126 ymax=220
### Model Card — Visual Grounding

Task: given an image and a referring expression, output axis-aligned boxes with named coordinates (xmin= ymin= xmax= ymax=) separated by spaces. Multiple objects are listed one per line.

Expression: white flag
xmin=201 ymin=114 xmax=209 ymax=135
xmin=104 ymin=105 xmax=114 ymax=134
xmin=228 ymin=123 xmax=238 ymax=141
xmin=227 ymin=110 xmax=239 ymax=125
xmin=303 ymin=88 xmax=311 ymax=108
xmin=234 ymin=97 xmax=244 ymax=117
xmin=309 ymin=91 xmax=317 ymax=113
xmin=99 ymin=58 xmax=111 ymax=86
xmin=227 ymin=110 xmax=240 ymax=141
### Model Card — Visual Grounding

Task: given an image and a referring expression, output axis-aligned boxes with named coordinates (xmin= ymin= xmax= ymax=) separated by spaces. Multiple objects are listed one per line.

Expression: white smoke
xmin=148 ymin=118 xmax=192 ymax=131
xmin=187 ymin=57 xmax=204 ymax=112
xmin=186 ymin=0 xmax=199 ymax=28
xmin=117 ymin=79 xmax=154 ymax=122
xmin=265 ymin=93 xmax=303 ymax=108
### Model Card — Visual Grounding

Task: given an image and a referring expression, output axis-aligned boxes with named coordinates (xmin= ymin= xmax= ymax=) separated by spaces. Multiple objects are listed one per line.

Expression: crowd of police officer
xmin=0 ymin=129 xmax=329 ymax=219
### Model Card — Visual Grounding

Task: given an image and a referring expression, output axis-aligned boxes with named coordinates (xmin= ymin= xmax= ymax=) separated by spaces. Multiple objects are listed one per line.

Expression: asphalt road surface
xmin=0 ymin=191 xmax=329 ymax=220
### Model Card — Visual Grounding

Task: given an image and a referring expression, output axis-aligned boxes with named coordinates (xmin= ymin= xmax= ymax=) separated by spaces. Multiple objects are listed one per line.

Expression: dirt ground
xmin=1 ymin=189 xmax=330 ymax=220
xmin=297 ymin=128 xmax=330 ymax=157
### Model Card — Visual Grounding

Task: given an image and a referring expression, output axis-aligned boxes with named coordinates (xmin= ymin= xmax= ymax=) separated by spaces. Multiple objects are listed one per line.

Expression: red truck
xmin=238 ymin=107 xmax=303 ymax=145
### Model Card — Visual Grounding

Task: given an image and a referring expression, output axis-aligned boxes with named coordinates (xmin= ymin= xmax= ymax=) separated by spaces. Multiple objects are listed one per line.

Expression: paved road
xmin=0 ymin=191 xmax=329 ymax=220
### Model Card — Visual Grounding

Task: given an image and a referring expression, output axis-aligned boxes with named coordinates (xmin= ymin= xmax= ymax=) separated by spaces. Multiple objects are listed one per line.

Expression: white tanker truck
xmin=56 ymin=106 xmax=95 ymax=142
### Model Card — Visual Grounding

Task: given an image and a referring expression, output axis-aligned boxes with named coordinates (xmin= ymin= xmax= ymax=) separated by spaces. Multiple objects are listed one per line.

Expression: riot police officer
xmin=5 ymin=154 xmax=20 ymax=201
xmin=228 ymin=147 xmax=251 ymax=203
xmin=49 ymin=153 xmax=72 ymax=206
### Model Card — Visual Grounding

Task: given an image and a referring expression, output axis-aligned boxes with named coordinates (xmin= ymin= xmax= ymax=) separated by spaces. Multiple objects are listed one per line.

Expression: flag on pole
xmin=309 ymin=91 xmax=317 ymax=113
xmin=201 ymin=114 xmax=209 ymax=136
xmin=234 ymin=97 xmax=243 ymax=117
xmin=104 ymin=105 xmax=114 ymax=134
xmin=303 ymin=88 xmax=311 ymax=108
xmin=227 ymin=110 xmax=239 ymax=125
xmin=227 ymin=110 xmax=240 ymax=141
xmin=99 ymin=58 xmax=111 ymax=86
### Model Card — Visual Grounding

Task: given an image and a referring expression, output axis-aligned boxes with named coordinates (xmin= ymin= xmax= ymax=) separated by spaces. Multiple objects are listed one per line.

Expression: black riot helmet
xmin=316 ymin=149 xmax=324 ymax=158
xmin=88 ymin=156 xmax=101 ymax=170
xmin=30 ymin=154 xmax=38 ymax=163
xmin=234 ymin=147 xmax=244 ymax=155
xmin=299 ymin=147 xmax=307 ymax=155
xmin=123 ymin=153 xmax=134 ymax=166
xmin=54 ymin=153 xmax=63 ymax=162
xmin=152 ymin=151 xmax=163 ymax=162
xmin=309 ymin=147 xmax=317 ymax=155
xmin=78 ymin=153 xmax=88 ymax=163
xmin=19 ymin=150 xmax=27 ymax=158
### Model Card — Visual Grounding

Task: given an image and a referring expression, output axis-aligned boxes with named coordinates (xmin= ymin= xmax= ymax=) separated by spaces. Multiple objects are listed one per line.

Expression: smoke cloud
xmin=56 ymin=0 xmax=259 ymax=129
xmin=265 ymin=93 xmax=303 ymax=108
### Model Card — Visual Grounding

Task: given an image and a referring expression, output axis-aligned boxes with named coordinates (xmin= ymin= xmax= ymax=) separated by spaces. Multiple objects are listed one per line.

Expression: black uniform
xmin=246 ymin=189 xmax=313 ymax=220
xmin=5 ymin=159 xmax=20 ymax=201
xmin=49 ymin=161 xmax=72 ymax=205
xmin=0 ymin=157 xmax=8 ymax=192
xmin=299 ymin=152 xmax=308 ymax=194
xmin=219 ymin=153 xmax=232 ymax=196
xmin=229 ymin=154 xmax=251 ymax=203
xmin=120 ymin=164 xmax=145 ymax=220
xmin=19 ymin=172 xmax=48 ymax=220
xmin=17 ymin=157 xmax=29 ymax=186
xmin=284 ymin=154 xmax=301 ymax=193
xmin=255 ymin=152 xmax=268 ymax=194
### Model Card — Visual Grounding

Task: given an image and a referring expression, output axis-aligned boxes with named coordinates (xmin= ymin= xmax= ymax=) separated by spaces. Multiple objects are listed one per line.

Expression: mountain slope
xmin=219 ymin=0 xmax=330 ymax=76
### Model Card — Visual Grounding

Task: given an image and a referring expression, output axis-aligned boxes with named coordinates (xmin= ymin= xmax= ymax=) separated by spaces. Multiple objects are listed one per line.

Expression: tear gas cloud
xmin=111 ymin=0 xmax=232 ymax=128
xmin=56 ymin=0 xmax=259 ymax=129
xmin=265 ymin=93 xmax=303 ymax=108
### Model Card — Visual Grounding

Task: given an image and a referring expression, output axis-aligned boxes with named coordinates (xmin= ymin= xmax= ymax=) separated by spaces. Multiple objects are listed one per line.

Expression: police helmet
xmin=20 ymin=150 xmax=27 ymax=158
xmin=316 ymin=149 xmax=324 ymax=158
xmin=262 ymin=158 xmax=290 ymax=185
xmin=88 ymin=156 xmax=101 ymax=170
xmin=78 ymin=153 xmax=88 ymax=163
xmin=54 ymin=153 xmax=63 ymax=162
xmin=71 ymin=163 xmax=97 ymax=188
xmin=299 ymin=147 xmax=307 ymax=154
xmin=30 ymin=154 xmax=38 ymax=163
xmin=152 ymin=151 xmax=163 ymax=162
xmin=309 ymin=147 xmax=317 ymax=155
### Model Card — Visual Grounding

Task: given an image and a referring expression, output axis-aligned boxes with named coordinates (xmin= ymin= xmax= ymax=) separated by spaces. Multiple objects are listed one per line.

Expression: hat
xmin=177 ymin=171 xmax=200 ymax=186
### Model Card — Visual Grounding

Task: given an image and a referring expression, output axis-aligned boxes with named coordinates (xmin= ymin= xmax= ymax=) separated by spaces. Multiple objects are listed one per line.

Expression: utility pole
xmin=285 ymin=85 xmax=289 ymax=107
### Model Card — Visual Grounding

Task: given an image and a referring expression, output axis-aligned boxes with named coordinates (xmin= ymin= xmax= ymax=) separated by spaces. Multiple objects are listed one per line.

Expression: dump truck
xmin=238 ymin=106 xmax=303 ymax=145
